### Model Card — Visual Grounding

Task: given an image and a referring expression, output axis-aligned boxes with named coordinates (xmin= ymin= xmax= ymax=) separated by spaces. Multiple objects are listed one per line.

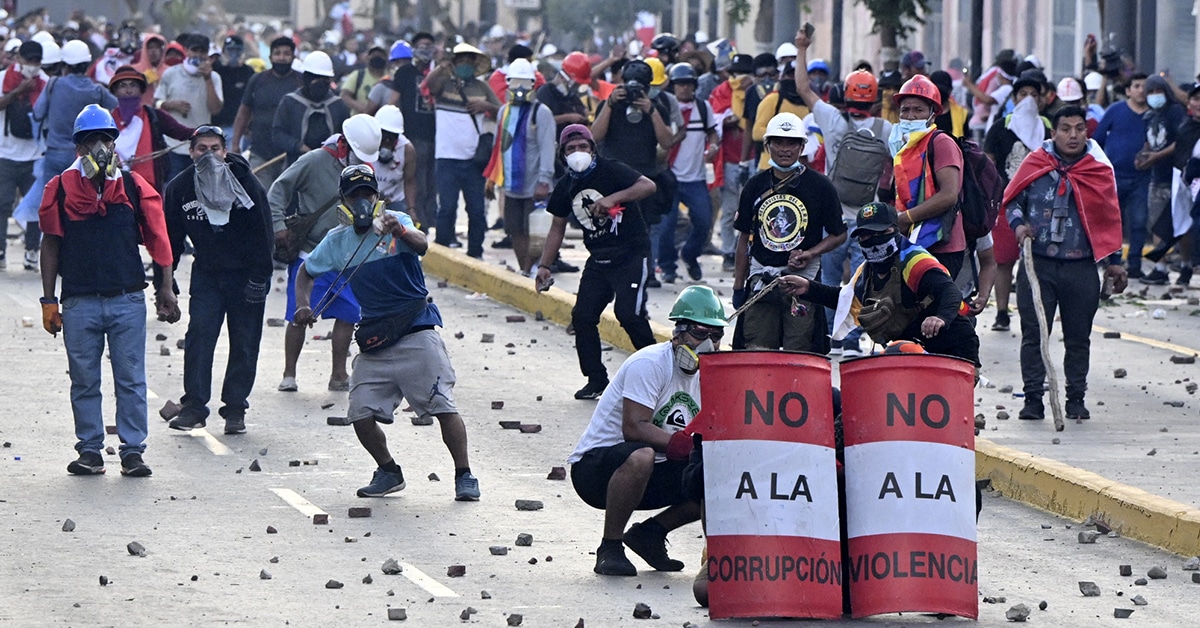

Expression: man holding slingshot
xmin=293 ymin=165 xmax=481 ymax=502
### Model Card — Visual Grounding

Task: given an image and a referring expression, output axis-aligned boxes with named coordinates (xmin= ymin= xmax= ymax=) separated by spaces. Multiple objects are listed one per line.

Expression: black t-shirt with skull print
xmin=734 ymin=166 xmax=845 ymax=268
xmin=547 ymin=157 xmax=650 ymax=261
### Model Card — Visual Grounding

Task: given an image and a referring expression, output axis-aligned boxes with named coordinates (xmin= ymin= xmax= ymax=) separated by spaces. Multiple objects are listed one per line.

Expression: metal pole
xmin=970 ymin=0 xmax=984 ymax=78
xmin=772 ymin=0 xmax=801 ymax=51
xmin=831 ymin=0 xmax=844 ymax=77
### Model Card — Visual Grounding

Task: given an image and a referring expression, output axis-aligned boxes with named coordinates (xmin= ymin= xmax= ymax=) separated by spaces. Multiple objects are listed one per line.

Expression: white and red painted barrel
xmin=840 ymin=354 xmax=978 ymax=619
xmin=693 ymin=351 xmax=843 ymax=620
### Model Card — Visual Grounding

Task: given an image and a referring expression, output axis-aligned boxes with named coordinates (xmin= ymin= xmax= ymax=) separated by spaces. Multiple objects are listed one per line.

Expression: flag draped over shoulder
xmin=892 ymin=127 xmax=947 ymax=249
xmin=483 ymin=103 xmax=533 ymax=193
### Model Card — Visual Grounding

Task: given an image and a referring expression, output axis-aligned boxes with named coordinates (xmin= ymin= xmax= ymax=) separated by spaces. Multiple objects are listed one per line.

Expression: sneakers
xmin=357 ymin=467 xmax=407 ymax=497
xmin=623 ymin=520 xmax=685 ymax=571
xmin=991 ymin=310 xmax=1010 ymax=332
xmin=594 ymin=542 xmax=638 ymax=576
xmin=277 ymin=377 xmax=298 ymax=392
xmin=168 ymin=412 xmax=207 ymax=431
xmin=1126 ymin=266 xmax=1145 ymax=280
xmin=491 ymin=235 xmax=513 ymax=249
xmin=662 ymin=272 xmax=677 ymax=284
xmin=549 ymin=258 xmax=579 ymax=273
xmin=454 ymin=472 xmax=481 ymax=501
xmin=120 ymin=453 xmax=153 ymax=477
xmin=646 ymin=276 xmax=662 ymax=288
xmin=574 ymin=379 xmax=608 ymax=400
xmin=1066 ymin=399 xmax=1091 ymax=420
xmin=1177 ymin=266 xmax=1194 ymax=287
xmin=1140 ymin=269 xmax=1169 ymax=285
xmin=23 ymin=250 xmax=38 ymax=271
xmin=328 ymin=378 xmax=350 ymax=392
xmin=1018 ymin=397 xmax=1045 ymax=420
xmin=224 ymin=415 xmax=246 ymax=435
xmin=841 ymin=348 xmax=864 ymax=359
xmin=67 ymin=451 xmax=106 ymax=475
xmin=721 ymin=254 xmax=735 ymax=272
xmin=683 ymin=257 xmax=703 ymax=281
xmin=0 ymin=253 xmax=6 ymax=271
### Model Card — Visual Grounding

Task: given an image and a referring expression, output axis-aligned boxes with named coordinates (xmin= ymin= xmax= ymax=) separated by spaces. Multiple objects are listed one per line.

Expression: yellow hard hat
xmin=246 ymin=57 xmax=266 ymax=73
xmin=645 ymin=57 xmax=668 ymax=87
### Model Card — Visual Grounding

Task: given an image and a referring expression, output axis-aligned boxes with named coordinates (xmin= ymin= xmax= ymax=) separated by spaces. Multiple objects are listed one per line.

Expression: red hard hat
xmin=843 ymin=70 xmax=878 ymax=104
xmin=892 ymin=74 xmax=943 ymax=116
xmin=561 ymin=51 xmax=592 ymax=85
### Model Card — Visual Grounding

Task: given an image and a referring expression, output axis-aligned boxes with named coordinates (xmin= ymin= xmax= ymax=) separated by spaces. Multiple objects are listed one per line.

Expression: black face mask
xmin=271 ymin=61 xmax=292 ymax=75
xmin=304 ymin=79 xmax=331 ymax=101
xmin=779 ymin=79 xmax=801 ymax=102
xmin=368 ymin=56 xmax=386 ymax=70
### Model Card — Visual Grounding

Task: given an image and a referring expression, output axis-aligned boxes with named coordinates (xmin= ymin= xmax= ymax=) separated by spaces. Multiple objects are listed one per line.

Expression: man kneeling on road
xmin=293 ymin=165 xmax=480 ymax=501
xmin=567 ymin=286 xmax=726 ymax=576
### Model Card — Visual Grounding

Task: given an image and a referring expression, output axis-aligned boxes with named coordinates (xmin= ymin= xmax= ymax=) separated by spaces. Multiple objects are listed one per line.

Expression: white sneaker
xmin=841 ymin=348 xmax=864 ymax=359
xmin=828 ymin=346 xmax=843 ymax=356
xmin=23 ymin=250 xmax=38 ymax=271
xmin=277 ymin=377 xmax=298 ymax=392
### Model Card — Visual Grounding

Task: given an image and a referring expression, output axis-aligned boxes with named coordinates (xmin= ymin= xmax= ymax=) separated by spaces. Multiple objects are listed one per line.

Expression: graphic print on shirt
xmin=1005 ymin=142 xmax=1031 ymax=181
xmin=572 ymin=187 xmax=615 ymax=233
xmin=652 ymin=390 xmax=700 ymax=431
xmin=756 ymin=193 xmax=809 ymax=251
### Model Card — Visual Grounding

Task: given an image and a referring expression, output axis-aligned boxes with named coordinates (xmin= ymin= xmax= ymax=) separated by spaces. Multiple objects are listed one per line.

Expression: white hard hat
xmin=375 ymin=104 xmax=405 ymax=135
xmin=507 ymin=58 xmax=536 ymax=81
xmin=291 ymin=58 xmax=304 ymax=73
xmin=62 ymin=40 xmax=93 ymax=65
xmin=1056 ymin=77 xmax=1084 ymax=102
xmin=539 ymin=43 xmax=558 ymax=57
xmin=3 ymin=39 xmax=21 ymax=53
xmin=763 ymin=112 xmax=807 ymax=140
xmin=41 ymin=41 xmax=62 ymax=65
xmin=343 ymin=114 xmax=382 ymax=163
xmin=302 ymin=50 xmax=335 ymax=77
xmin=1084 ymin=71 xmax=1103 ymax=91
xmin=31 ymin=31 xmax=55 ymax=46
xmin=775 ymin=42 xmax=798 ymax=59
xmin=452 ymin=42 xmax=484 ymax=57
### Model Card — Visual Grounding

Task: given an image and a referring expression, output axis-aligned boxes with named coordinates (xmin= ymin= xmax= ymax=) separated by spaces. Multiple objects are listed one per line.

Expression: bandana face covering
xmin=861 ymin=233 xmax=901 ymax=263
xmin=194 ymin=151 xmax=254 ymax=226
xmin=117 ymin=95 xmax=141 ymax=122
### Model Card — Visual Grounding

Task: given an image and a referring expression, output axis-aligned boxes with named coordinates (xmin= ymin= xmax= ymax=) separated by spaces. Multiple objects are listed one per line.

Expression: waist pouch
xmin=354 ymin=300 xmax=427 ymax=353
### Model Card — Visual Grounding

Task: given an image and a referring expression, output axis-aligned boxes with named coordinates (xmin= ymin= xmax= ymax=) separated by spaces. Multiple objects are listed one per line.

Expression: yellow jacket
xmin=752 ymin=92 xmax=811 ymax=169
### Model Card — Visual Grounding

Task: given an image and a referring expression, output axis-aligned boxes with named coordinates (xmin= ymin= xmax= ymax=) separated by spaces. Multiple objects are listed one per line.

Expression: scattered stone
xmin=983 ymin=596 xmax=1007 ymax=604
xmin=158 ymin=400 xmax=182 ymax=420
xmin=104 ymin=424 xmax=118 ymax=434
xmin=1079 ymin=581 xmax=1101 ymax=596
xmin=506 ymin=614 xmax=523 ymax=626
xmin=481 ymin=333 xmax=495 ymax=343
xmin=1114 ymin=368 xmax=1127 ymax=378
xmin=1108 ymin=530 xmax=1120 ymax=538
xmin=1120 ymin=565 xmax=1133 ymax=576
xmin=633 ymin=602 xmax=653 ymax=619
xmin=1148 ymin=565 xmax=1168 ymax=579
xmin=1131 ymin=595 xmax=1147 ymax=606
xmin=491 ymin=401 xmax=505 ymax=410
xmin=269 ymin=557 xmax=279 ymax=563
xmin=302 ymin=460 xmax=319 ymax=466
xmin=160 ymin=345 xmax=171 ymax=356
xmin=573 ymin=620 xmax=584 ymax=628
xmin=1005 ymin=603 xmax=1030 ymax=622
xmin=489 ymin=546 xmax=508 ymax=556
xmin=387 ymin=607 xmax=407 ymax=620
xmin=411 ymin=415 xmax=434 ymax=426
xmin=481 ymin=590 xmax=491 ymax=599
xmin=99 ymin=575 xmax=108 ymax=586
xmin=547 ymin=466 xmax=567 ymax=480
xmin=266 ymin=526 xmax=277 ymax=534
xmin=176 ymin=338 xmax=186 ymax=349
xmin=266 ymin=318 xmax=287 ymax=327
xmin=515 ymin=500 xmax=543 ymax=511
xmin=344 ymin=536 xmax=357 ymax=543
xmin=447 ymin=565 xmax=466 ymax=578
xmin=459 ymin=607 xmax=478 ymax=620
xmin=545 ymin=556 xmax=553 ymax=562
xmin=1134 ymin=578 xmax=1148 ymax=586
xmin=998 ymin=384 xmax=1014 ymax=393
xmin=1038 ymin=601 xmax=1048 ymax=611
xmin=1052 ymin=438 xmax=1061 ymax=445
xmin=259 ymin=448 xmax=268 ymax=456
xmin=62 ymin=519 xmax=75 ymax=532
xmin=288 ymin=460 xmax=301 ymax=467
xmin=499 ymin=421 xmax=521 ymax=429
xmin=320 ymin=402 xmax=335 ymax=410
xmin=518 ymin=424 xmax=542 ymax=433
xmin=515 ymin=533 xmax=533 ymax=546
xmin=1165 ymin=401 xmax=1185 ymax=407
xmin=325 ymin=580 xmax=344 ymax=589
xmin=348 ymin=507 xmax=372 ymax=518
xmin=312 ymin=513 xmax=329 ymax=525
xmin=381 ymin=558 xmax=403 ymax=575
xmin=1171 ymin=355 xmax=1197 ymax=364
xmin=528 ymin=557 xmax=538 ymax=564
xmin=506 ymin=315 xmax=526 ymax=323
xmin=428 ymin=473 xmax=440 ymax=482
xmin=260 ymin=569 xmax=272 ymax=580
xmin=249 ymin=459 xmax=261 ymax=472
xmin=1147 ymin=448 xmax=1158 ymax=456
xmin=1078 ymin=530 xmax=1101 ymax=544
xmin=363 ymin=574 xmax=373 ymax=584
xmin=454 ymin=331 xmax=465 ymax=339
xmin=1183 ymin=556 xmax=1200 ymax=570
xmin=1193 ymin=573 xmax=1200 ymax=583
xmin=127 ymin=541 xmax=146 ymax=557
xmin=1113 ymin=608 xmax=1133 ymax=619
xmin=1 ymin=442 xmax=9 ymax=448
xmin=1040 ymin=524 xmax=1052 ymax=530
xmin=1188 ymin=383 xmax=1199 ymax=394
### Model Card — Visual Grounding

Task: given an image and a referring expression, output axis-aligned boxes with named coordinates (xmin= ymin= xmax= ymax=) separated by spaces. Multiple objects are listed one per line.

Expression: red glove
xmin=607 ymin=204 xmax=624 ymax=219
xmin=666 ymin=429 xmax=694 ymax=461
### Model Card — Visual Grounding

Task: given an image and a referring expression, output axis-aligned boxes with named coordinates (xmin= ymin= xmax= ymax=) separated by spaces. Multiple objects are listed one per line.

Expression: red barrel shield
xmin=694 ymin=351 xmax=842 ymax=620
xmin=840 ymin=354 xmax=978 ymax=619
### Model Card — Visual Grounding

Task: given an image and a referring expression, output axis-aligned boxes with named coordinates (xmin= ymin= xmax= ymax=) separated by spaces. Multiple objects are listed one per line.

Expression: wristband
xmin=39 ymin=296 xmax=58 ymax=304
xmin=538 ymin=264 xmax=552 ymax=270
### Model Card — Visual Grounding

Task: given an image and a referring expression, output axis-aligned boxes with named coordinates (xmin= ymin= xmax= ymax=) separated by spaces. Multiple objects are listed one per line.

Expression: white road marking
xmin=146 ymin=388 xmax=159 ymax=400
xmin=270 ymin=488 xmax=328 ymax=518
xmin=399 ymin=562 xmax=459 ymax=597
xmin=187 ymin=429 xmax=231 ymax=455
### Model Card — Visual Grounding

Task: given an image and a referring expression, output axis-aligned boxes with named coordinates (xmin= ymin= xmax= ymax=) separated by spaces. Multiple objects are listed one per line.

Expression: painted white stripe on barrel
xmin=188 ymin=429 xmax=231 ymax=455
xmin=399 ymin=562 xmax=459 ymax=597
xmin=704 ymin=439 xmax=840 ymax=540
xmin=844 ymin=440 xmax=976 ymax=541
xmin=269 ymin=488 xmax=328 ymax=518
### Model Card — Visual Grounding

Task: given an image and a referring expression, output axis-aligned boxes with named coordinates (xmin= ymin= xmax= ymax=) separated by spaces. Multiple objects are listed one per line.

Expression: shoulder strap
xmin=870 ymin=117 xmax=885 ymax=138
xmin=55 ymin=177 xmax=66 ymax=217
xmin=353 ymin=68 xmax=367 ymax=96
xmin=457 ymin=83 xmax=482 ymax=135
xmin=773 ymin=92 xmax=783 ymax=117
xmin=697 ymin=99 xmax=709 ymax=130
xmin=121 ymin=171 xmax=142 ymax=218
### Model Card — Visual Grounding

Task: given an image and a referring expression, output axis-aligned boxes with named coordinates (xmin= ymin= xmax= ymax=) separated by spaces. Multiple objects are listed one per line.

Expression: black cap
xmin=1013 ymin=69 xmax=1047 ymax=94
xmin=340 ymin=164 xmax=378 ymax=196
xmin=185 ymin=34 xmax=210 ymax=51
xmin=729 ymin=53 xmax=754 ymax=74
xmin=1188 ymin=82 xmax=1200 ymax=98
xmin=850 ymin=202 xmax=899 ymax=238
xmin=223 ymin=35 xmax=244 ymax=49
xmin=507 ymin=43 xmax=533 ymax=64
xmin=878 ymin=69 xmax=903 ymax=90
xmin=18 ymin=41 xmax=43 ymax=61
xmin=752 ymin=53 xmax=777 ymax=70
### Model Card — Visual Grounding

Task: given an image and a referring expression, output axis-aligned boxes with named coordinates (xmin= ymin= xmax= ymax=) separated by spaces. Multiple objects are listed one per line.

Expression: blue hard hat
xmin=389 ymin=40 xmax=412 ymax=61
xmin=807 ymin=58 xmax=831 ymax=74
xmin=72 ymin=104 xmax=119 ymax=144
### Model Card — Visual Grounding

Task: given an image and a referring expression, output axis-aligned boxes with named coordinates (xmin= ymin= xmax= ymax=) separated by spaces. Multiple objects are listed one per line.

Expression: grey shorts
xmin=503 ymin=195 xmax=535 ymax=236
xmin=348 ymin=329 xmax=458 ymax=423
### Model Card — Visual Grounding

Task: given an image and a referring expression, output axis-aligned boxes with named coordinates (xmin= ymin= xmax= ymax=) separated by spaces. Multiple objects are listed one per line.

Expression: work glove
xmin=244 ymin=280 xmax=268 ymax=304
xmin=681 ymin=433 xmax=705 ymax=503
xmin=732 ymin=288 xmax=749 ymax=310
xmin=666 ymin=428 xmax=695 ymax=461
xmin=40 ymin=297 xmax=62 ymax=336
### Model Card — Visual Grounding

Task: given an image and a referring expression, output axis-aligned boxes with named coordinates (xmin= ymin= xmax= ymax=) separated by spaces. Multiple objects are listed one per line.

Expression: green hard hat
xmin=669 ymin=285 xmax=728 ymax=327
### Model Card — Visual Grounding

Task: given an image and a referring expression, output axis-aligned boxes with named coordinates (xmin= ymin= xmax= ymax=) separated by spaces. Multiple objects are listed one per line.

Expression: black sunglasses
xmin=686 ymin=325 xmax=724 ymax=342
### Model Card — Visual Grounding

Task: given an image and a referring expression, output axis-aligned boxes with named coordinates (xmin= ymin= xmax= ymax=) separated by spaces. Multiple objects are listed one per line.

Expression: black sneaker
xmin=491 ymin=235 xmax=513 ymax=249
xmin=1140 ymin=269 xmax=1169 ymax=285
xmin=646 ymin=276 xmax=662 ymax=288
xmin=684 ymin=258 xmax=702 ymax=281
xmin=224 ymin=415 xmax=246 ymax=435
xmin=1177 ymin=266 xmax=1193 ymax=287
xmin=1126 ymin=266 xmax=1144 ymax=280
xmin=67 ymin=451 xmax=106 ymax=475
xmin=490 ymin=217 xmax=505 ymax=230
xmin=1066 ymin=399 xmax=1091 ymax=420
xmin=593 ymin=542 xmax=638 ymax=576
xmin=120 ymin=453 xmax=153 ymax=477
xmin=623 ymin=520 xmax=685 ymax=571
xmin=574 ymin=379 xmax=608 ymax=400
xmin=549 ymin=258 xmax=579 ymax=273
xmin=662 ymin=272 xmax=677 ymax=284
xmin=991 ymin=310 xmax=1010 ymax=332
xmin=1018 ymin=398 xmax=1045 ymax=420
xmin=721 ymin=254 xmax=735 ymax=272
xmin=168 ymin=412 xmax=207 ymax=431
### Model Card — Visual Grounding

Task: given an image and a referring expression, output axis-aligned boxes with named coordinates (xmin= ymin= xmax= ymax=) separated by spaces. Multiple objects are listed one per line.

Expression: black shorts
xmin=571 ymin=441 xmax=691 ymax=511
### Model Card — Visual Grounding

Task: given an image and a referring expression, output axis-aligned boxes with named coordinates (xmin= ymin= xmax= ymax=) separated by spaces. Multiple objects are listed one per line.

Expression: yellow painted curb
xmin=977 ymin=438 xmax=1200 ymax=556
xmin=422 ymin=244 xmax=673 ymax=353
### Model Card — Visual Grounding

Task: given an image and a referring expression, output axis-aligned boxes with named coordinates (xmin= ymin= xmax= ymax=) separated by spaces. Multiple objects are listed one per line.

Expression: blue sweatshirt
xmin=1093 ymin=101 xmax=1147 ymax=179
xmin=32 ymin=74 xmax=119 ymax=151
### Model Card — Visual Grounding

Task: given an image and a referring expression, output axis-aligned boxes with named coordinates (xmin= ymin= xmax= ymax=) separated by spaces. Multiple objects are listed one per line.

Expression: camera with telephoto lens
xmin=623 ymin=80 xmax=645 ymax=123
xmin=1101 ymin=46 xmax=1124 ymax=78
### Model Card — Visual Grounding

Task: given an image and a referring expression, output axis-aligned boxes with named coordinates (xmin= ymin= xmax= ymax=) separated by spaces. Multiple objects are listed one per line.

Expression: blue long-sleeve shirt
xmin=32 ymin=73 xmax=118 ymax=151
xmin=1093 ymin=101 xmax=1147 ymax=179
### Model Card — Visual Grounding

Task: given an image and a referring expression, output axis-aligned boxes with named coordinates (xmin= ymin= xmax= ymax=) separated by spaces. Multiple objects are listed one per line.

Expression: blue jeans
xmin=821 ymin=213 xmax=864 ymax=347
xmin=14 ymin=147 xmax=76 ymax=229
xmin=181 ymin=268 xmax=267 ymax=420
xmin=1116 ymin=173 xmax=1151 ymax=269
xmin=434 ymin=158 xmax=487 ymax=257
xmin=61 ymin=292 xmax=149 ymax=457
xmin=655 ymin=180 xmax=713 ymax=274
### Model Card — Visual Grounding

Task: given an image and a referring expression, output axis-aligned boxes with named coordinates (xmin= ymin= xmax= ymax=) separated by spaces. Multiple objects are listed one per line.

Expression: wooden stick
xmin=725 ymin=276 xmax=782 ymax=322
xmin=1022 ymin=239 xmax=1065 ymax=432
xmin=251 ymin=153 xmax=288 ymax=174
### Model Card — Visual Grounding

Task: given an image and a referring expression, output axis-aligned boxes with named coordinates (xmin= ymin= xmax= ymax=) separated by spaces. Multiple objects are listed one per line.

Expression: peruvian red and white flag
xmin=635 ymin=12 xmax=657 ymax=51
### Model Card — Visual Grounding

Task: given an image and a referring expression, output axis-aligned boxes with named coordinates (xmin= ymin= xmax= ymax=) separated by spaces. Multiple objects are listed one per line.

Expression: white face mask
xmin=565 ymin=151 xmax=593 ymax=173
xmin=888 ymin=118 xmax=930 ymax=156
xmin=21 ymin=65 xmax=40 ymax=79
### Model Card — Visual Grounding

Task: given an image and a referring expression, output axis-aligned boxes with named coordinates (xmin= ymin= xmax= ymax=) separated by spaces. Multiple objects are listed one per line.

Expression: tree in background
xmin=858 ymin=0 xmax=929 ymax=64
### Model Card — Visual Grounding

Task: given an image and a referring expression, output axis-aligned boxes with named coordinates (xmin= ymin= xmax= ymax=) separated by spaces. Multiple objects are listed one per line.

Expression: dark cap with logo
xmin=850 ymin=202 xmax=899 ymax=237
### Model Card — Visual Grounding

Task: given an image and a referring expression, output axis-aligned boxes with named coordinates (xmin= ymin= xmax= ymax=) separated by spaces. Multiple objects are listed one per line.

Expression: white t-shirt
xmin=374 ymin=134 xmax=411 ymax=202
xmin=671 ymin=99 xmax=720 ymax=182
xmin=985 ymin=84 xmax=1013 ymax=133
xmin=0 ymin=68 xmax=45 ymax=162
xmin=567 ymin=342 xmax=702 ymax=464
xmin=155 ymin=65 xmax=224 ymax=155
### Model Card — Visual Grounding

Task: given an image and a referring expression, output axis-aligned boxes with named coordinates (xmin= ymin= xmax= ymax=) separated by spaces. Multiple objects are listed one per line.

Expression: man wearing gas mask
xmin=293 ymin=165 xmax=481 ymax=503
xmin=38 ymin=105 xmax=180 ymax=478
xmin=155 ymin=34 xmax=224 ymax=184
xmin=567 ymin=286 xmax=725 ymax=576
xmin=372 ymin=105 xmax=416 ymax=216
xmin=161 ymin=126 xmax=273 ymax=435
xmin=272 ymin=51 xmax=351 ymax=165
xmin=92 ymin=20 xmax=140 ymax=87
xmin=484 ymin=58 xmax=556 ymax=275
xmin=777 ymin=201 xmax=979 ymax=366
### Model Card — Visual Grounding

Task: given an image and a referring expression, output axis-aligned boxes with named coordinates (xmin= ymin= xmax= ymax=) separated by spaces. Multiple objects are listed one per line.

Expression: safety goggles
xmin=343 ymin=164 xmax=376 ymax=182
xmin=191 ymin=125 xmax=226 ymax=140
xmin=685 ymin=324 xmax=724 ymax=343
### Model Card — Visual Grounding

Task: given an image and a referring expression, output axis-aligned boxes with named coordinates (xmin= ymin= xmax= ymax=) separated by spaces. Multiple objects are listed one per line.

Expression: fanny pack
xmin=354 ymin=299 xmax=428 ymax=353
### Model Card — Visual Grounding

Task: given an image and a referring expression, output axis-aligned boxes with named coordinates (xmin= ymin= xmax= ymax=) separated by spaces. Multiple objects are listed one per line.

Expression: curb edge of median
xmin=977 ymin=438 xmax=1200 ymax=556
xmin=423 ymin=243 xmax=673 ymax=353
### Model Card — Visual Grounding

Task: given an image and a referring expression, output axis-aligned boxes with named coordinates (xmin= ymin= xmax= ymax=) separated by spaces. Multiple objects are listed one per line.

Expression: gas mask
xmin=673 ymin=338 xmax=715 ymax=376
xmin=338 ymin=197 xmax=383 ymax=233
xmin=378 ymin=147 xmax=394 ymax=163
xmin=119 ymin=32 xmax=139 ymax=55
xmin=508 ymin=84 xmax=532 ymax=104
xmin=81 ymin=140 xmax=116 ymax=179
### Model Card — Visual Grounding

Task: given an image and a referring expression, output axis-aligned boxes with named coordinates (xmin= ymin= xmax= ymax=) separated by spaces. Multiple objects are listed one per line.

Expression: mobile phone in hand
xmin=802 ymin=22 xmax=815 ymax=39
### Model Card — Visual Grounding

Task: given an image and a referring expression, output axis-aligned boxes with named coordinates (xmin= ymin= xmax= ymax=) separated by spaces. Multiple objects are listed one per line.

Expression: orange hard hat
xmin=892 ymin=74 xmax=943 ymax=115
xmin=843 ymin=70 xmax=878 ymax=104
xmin=561 ymin=51 xmax=592 ymax=85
